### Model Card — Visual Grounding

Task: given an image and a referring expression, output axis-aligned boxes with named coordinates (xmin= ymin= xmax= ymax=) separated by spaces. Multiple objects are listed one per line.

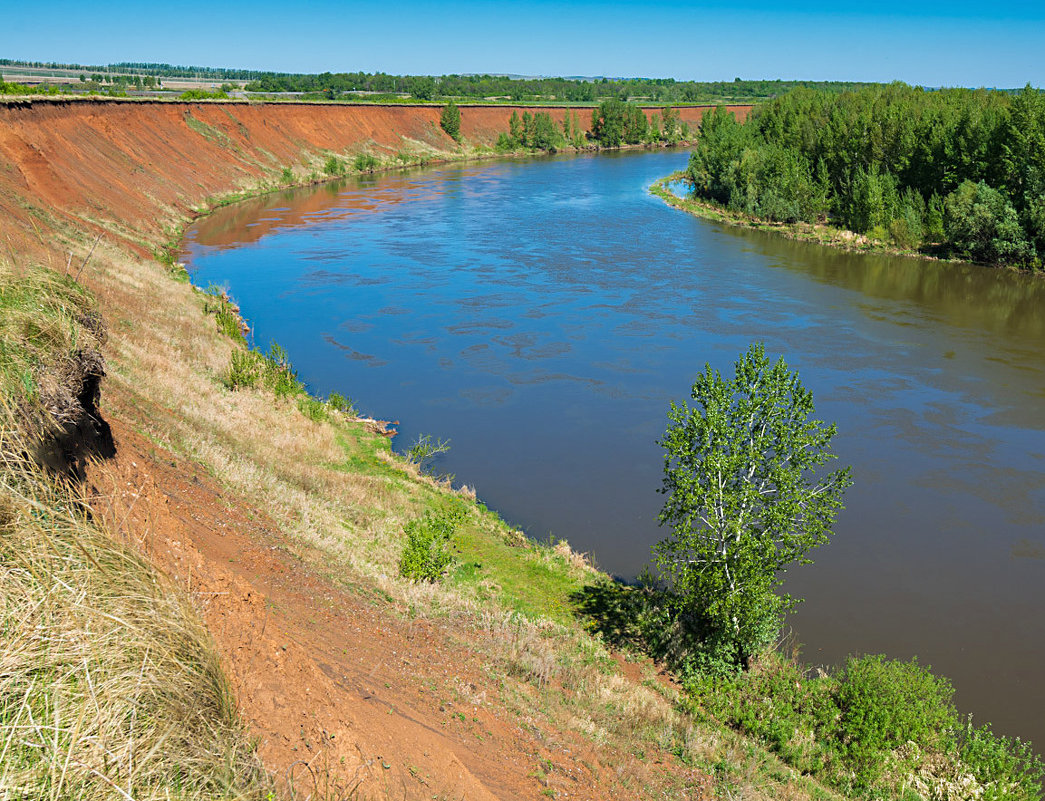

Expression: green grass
xmin=0 ymin=260 xmax=102 ymax=437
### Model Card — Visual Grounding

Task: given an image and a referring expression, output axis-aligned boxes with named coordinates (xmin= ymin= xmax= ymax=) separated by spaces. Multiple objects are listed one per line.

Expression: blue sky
xmin=3 ymin=0 xmax=1042 ymax=87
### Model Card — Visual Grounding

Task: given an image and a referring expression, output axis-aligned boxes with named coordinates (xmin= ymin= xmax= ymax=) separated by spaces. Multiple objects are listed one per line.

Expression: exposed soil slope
xmin=0 ymin=99 xmax=749 ymax=264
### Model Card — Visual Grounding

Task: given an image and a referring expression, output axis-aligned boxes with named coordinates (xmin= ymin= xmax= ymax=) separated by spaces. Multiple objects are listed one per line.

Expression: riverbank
xmin=0 ymin=98 xmax=833 ymax=800
xmin=647 ymin=173 xmax=1016 ymax=273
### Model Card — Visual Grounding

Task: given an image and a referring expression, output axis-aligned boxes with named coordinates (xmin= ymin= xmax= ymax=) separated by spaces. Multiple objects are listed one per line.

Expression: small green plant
xmin=326 ymin=392 xmax=356 ymax=415
xmin=202 ymin=286 xmax=247 ymax=344
xmin=224 ymin=349 xmax=260 ymax=389
xmin=837 ymin=654 xmax=958 ymax=783
xmin=280 ymin=166 xmax=294 ymax=184
xmin=353 ymin=153 xmax=378 ymax=173
xmin=178 ymin=89 xmax=229 ymax=100
xmin=323 ymin=155 xmax=345 ymax=176
xmin=297 ymin=396 xmax=327 ymax=423
xmin=398 ymin=509 xmax=464 ymax=582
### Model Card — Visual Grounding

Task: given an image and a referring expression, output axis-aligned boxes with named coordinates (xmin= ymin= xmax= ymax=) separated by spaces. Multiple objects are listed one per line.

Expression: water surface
xmin=183 ymin=150 xmax=1045 ymax=746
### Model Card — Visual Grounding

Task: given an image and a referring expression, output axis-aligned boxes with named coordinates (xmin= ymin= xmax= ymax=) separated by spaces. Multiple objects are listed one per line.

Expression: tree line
xmin=243 ymin=70 xmax=875 ymax=104
xmin=496 ymin=101 xmax=692 ymax=151
xmin=686 ymin=83 xmax=1045 ymax=268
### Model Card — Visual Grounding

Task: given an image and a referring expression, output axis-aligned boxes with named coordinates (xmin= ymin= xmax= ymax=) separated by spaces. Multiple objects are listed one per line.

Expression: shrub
xmin=354 ymin=153 xmax=378 ymax=173
xmin=178 ymin=89 xmax=228 ymax=101
xmin=326 ymin=391 xmax=356 ymax=415
xmin=959 ymin=720 xmax=1044 ymax=801
xmin=398 ymin=510 xmax=463 ymax=582
xmin=323 ymin=155 xmax=345 ymax=176
xmin=280 ymin=166 xmax=294 ymax=184
xmin=224 ymin=349 xmax=261 ymax=390
xmin=297 ymin=396 xmax=327 ymax=422
xmin=837 ymin=654 xmax=958 ymax=783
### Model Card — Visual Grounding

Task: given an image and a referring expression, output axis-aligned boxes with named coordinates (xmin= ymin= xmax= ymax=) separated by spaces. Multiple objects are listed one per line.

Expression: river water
xmin=182 ymin=149 xmax=1045 ymax=747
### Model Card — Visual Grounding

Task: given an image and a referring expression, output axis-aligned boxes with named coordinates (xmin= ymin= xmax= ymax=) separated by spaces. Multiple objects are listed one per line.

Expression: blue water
xmin=183 ymin=149 xmax=1045 ymax=745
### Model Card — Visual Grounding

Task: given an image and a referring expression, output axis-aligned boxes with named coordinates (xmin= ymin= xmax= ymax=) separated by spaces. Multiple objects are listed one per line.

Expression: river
xmin=182 ymin=149 xmax=1045 ymax=748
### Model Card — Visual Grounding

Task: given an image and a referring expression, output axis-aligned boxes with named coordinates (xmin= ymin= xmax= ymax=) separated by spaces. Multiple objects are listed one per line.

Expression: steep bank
xmin=1 ymin=98 xmax=835 ymax=801
xmin=0 ymin=99 xmax=751 ymax=265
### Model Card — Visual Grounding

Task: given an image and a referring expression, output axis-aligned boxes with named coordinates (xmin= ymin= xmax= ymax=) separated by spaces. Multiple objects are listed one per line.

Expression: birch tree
xmin=656 ymin=343 xmax=852 ymax=668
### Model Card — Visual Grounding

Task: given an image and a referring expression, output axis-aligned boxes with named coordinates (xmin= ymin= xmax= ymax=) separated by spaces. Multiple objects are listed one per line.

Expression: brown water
xmin=182 ymin=150 xmax=1045 ymax=747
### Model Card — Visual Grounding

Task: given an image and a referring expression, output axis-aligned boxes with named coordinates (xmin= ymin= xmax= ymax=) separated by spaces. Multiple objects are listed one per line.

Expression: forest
xmin=685 ymin=83 xmax=1045 ymax=268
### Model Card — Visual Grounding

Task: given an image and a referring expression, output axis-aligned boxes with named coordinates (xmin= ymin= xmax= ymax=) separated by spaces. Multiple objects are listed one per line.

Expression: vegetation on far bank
xmin=680 ymin=83 xmax=1045 ymax=270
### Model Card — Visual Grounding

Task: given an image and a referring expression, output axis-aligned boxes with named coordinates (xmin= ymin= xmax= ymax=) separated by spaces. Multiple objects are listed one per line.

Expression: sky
xmin=3 ymin=0 xmax=1043 ymax=88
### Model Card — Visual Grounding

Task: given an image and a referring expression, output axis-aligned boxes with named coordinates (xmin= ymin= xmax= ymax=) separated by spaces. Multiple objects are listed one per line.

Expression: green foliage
xmin=685 ymin=84 xmax=1045 ymax=267
xmin=225 ymin=349 xmax=260 ymax=390
xmin=178 ymin=89 xmax=229 ymax=100
xmin=440 ymin=100 xmax=461 ymax=141
xmin=590 ymin=99 xmax=649 ymax=147
xmin=297 ymin=395 xmax=327 ymax=422
xmin=326 ymin=391 xmax=356 ymax=415
xmin=411 ymin=76 xmax=435 ymax=101
xmin=223 ymin=342 xmax=304 ymax=400
xmin=323 ymin=155 xmax=345 ymax=176
xmin=353 ymin=153 xmax=378 ymax=173
xmin=405 ymin=433 xmax=451 ymax=478
xmin=500 ymin=111 xmax=566 ymax=152
xmin=836 ymin=655 xmax=957 ymax=782
xmin=202 ymin=285 xmax=246 ymax=344
xmin=398 ymin=509 xmax=464 ymax=582
xmin=959 ymin=721 xmax=1045 ymax=801
xmin=656 ymin=343 xmax=851 ymax=669
xmin=944 ymin=180 xmax=1032 ymax=264
xmin=280 ymin=166 xmax=294 ymax=184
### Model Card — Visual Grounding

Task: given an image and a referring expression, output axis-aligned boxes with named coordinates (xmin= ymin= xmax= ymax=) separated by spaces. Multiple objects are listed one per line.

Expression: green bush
xmin=398 ymin=510 xmax=463 ymax=582
xmin=280 ymin=166 xmax=294 ymax=184
xmin=224 ymin=350 xmax=261 ymax=390
xmin=837 ymin=655 xmax=958 ymax=782
xmin=323 ymin=155 xmax=345 ymax=176
xmin=354 ymin=153 xmax=378 ymax=173
xmin=326 ymin=391 xmax=356 ymax=415
xmin=178 ymin=89 xmax=228 ymax=101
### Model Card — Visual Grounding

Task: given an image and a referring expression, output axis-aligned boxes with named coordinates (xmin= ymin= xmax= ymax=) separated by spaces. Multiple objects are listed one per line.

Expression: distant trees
xmin=497 ymin=110 xmax=566 ymax=152
xmin=685 ymin=83 xmax=1045 ymax=268
xmin=440 ymin=100 xmax=461 ymax=141
xmin=411 ymin=76 xmax=435 ymax=101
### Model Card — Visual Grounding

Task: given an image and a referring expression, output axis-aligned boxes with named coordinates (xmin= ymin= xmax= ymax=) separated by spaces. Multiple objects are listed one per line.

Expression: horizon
xmin=3 ymin=0 xmax=1043 ymax=89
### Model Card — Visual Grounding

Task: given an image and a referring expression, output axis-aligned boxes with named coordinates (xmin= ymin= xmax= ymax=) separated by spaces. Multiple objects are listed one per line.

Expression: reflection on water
xmin=183 ymin=149 xmax=1045 ymax=749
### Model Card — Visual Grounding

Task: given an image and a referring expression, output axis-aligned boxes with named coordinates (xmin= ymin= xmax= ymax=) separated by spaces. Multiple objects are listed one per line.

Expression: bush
xmin=398 ymin=509 xmax=463 ymax=582
xmin=323 ymin=155 xmax=345 ymax=176
xmin=837 ymin=654 xmax=958 ymax=782
xmin=959 ymin=720 xmax=1044 ymax=801
xmin=354 ymin=153 xmax=378 ymax=173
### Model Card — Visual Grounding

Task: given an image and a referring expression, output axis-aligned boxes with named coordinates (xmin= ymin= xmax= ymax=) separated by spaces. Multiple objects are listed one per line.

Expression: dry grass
xmin=0 ymin=430 xmax=268 ymax=801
